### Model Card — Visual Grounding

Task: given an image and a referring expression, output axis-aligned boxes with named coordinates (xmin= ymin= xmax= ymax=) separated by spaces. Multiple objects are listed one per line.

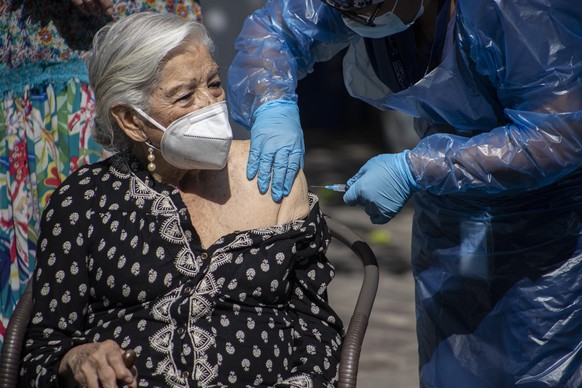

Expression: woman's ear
xmin=111 ymin=105 xmax=147 ymax=142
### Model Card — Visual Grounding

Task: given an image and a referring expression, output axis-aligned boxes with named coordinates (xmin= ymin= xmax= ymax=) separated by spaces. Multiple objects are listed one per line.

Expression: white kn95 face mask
xmin=134 ymin=101 xmax=233 ymax=171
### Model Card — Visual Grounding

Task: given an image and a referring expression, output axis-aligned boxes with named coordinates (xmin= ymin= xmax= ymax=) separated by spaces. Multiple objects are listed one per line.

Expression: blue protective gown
xmin=227 ymin=1 xmax=582 ymax=386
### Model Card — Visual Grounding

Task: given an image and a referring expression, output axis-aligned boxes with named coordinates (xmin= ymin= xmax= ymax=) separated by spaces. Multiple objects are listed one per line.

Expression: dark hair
xmin=321 ymin=0 xmax=382 ymax=10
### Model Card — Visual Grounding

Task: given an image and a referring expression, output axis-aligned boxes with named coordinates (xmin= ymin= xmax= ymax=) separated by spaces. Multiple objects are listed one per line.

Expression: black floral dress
xmin=20 ymin=154 xmax=343 ymax=387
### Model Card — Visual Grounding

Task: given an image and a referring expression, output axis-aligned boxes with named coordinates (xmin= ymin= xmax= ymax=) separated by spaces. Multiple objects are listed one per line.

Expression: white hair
xmin=85 ymin=12 xmax=215 ymax=153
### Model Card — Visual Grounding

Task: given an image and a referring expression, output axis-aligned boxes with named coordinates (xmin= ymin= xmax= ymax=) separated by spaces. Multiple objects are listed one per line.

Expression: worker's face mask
xmin=134 ymin=101 xmax=233 ymax=171
xmin=342 ymin=1 xmax=425 ymax=39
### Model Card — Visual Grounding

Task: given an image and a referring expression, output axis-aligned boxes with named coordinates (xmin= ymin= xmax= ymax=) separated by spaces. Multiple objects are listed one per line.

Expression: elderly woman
xmin=0 ymin=0 xmax=204 ymax=348
xmin=19 ymin=12 xmax=343 ymax=388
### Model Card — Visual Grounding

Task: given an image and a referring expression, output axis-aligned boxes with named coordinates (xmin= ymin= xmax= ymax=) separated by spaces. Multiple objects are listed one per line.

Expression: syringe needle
xmin=324 ymin=184 xmax=348 ymax=192
xmin=310 ymin=184 xmax=349 ymax=192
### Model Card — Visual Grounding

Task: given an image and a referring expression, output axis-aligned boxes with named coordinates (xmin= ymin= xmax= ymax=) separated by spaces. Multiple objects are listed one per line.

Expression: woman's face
xmin=143 ymin=41 xmax=225 ymax=146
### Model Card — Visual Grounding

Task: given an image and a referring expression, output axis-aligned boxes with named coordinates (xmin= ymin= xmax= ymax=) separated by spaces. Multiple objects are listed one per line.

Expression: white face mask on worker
xmin=342 ymin=1 xmax=425 ymax=39
xmin=134 ymin=101 xmax=233 ymax=171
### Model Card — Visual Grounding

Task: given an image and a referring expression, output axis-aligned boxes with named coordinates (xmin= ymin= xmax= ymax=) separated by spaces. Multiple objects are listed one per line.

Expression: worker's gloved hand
xmin=343 ymin=151 xmax=420 ymax=224
xmin=248 ymin=100 xmax=304 ymax=202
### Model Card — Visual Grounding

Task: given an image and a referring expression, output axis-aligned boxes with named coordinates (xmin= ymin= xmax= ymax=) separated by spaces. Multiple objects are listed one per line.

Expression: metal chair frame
xmin=0 ymin=215 xmax=379 ymax=388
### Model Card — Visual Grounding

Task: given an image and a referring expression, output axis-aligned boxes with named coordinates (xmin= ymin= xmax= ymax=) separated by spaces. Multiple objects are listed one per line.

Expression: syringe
xmin=310 ymin=184 xmax=349 ymax=192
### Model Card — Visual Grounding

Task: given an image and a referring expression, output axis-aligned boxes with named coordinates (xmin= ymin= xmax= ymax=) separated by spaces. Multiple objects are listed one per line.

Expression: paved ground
xmin=304 ymin=135 xmax=420 ymax=388
xmin=325 ymin=208 xmax=419 ymax=388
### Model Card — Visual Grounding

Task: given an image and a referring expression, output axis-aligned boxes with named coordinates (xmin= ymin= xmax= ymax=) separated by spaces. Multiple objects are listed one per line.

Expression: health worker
xmin=227 ymin=0 xmax=582 ymax=386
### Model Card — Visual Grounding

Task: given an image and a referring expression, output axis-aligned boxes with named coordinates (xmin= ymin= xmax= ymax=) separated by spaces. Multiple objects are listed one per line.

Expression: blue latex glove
xmin=248 ymin=100 xmax=304 ymax=202
xmin=343 ymin=151 xmax=420 ymax=224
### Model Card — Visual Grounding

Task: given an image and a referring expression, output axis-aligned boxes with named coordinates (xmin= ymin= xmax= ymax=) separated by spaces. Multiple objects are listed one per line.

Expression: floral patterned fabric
xmin=0 ymin=0 xmax=202 ymax=349
xmin=20 ymin=154 xmax=343 ymax=387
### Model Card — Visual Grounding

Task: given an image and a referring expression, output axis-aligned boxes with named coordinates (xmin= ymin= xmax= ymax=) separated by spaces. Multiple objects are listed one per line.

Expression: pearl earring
xmin=147 ymin=145 xmax=156 ymax=172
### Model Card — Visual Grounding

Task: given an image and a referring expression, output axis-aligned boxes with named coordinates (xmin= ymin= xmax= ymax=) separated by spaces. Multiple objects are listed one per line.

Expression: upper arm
xmin=21 ymin=175 xmax=94 ymax=385
xmin=227 ymin=0 xmax=351 ymax=128
xmin=277 ymin=169 xmax=310 ymax=224
xmin=226 ymin=140 xmax=310 ymax=226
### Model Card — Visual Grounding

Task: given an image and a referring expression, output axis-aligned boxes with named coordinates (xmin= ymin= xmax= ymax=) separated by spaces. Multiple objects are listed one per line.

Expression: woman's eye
xmin=176 ymin=93 xmax=193 ymax=102
xmin=209 ymin=81 xmax=222 ymax=89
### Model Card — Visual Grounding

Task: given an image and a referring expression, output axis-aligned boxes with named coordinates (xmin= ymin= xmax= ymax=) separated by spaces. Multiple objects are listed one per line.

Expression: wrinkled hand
xmin=70 ymin=0 xmax=114 ymax=17
xmin=59 ymin=340 xmax=137 ymax=388
xmin=248 ymin=100 xmax=304 ymax=202
xmin=343 ymin=151 xmax=420 ymax=224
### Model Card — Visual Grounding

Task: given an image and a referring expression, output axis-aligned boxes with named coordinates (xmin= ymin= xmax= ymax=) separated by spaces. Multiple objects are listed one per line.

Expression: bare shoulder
xmin=277 ymin=164 xmax=310 ymax=224
xmin=185 ymin=141 xmax=311 ymax=246
xmin=229 ymin=140 xmax=310 ymax=224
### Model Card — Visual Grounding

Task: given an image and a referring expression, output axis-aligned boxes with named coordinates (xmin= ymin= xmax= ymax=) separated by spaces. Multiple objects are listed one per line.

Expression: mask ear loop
xmin=133 ymin=107 xmax=168 ymax=132
xmin=390 ymin=0 xmax=400 ymax=14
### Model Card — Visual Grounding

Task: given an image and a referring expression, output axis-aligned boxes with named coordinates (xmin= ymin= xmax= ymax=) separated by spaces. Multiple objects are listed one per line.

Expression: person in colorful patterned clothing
xmin=0 ymin=0 xmax=202 ymax=350
xmin=20 ymin=12 xmax=343 ymax=388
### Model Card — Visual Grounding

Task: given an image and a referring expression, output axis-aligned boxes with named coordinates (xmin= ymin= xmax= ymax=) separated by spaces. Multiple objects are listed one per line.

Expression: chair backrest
xmin=325 ymin=215 xmax=379 ymax=388
xmin=0 ymin=280 xmax=33 ymax=388
xmin=0 ymin=216 xmax=379 ymax=388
